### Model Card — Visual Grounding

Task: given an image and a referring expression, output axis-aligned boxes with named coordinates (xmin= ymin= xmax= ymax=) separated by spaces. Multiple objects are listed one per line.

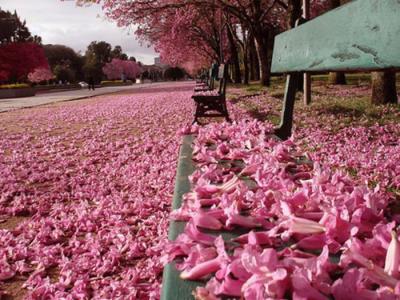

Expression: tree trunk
xmin=243 ymin=45 xmax=250 ymax=85
xmin=241 ymin=24 xmax=250 ymax=85
xmin=328 ymin=0 xmax=347 ymax=85
xmin=253 ymin=30 xmax=271 ymax=86
xmin=371 ymin=71 xmax=398 ymax=105
xmin=249 ymin=37 xmax=260 ymax=81
xmin=227 ymin=26 xmax=242 ymax=84
xmin=287 ymin=0 xmax=302 ymax=29
xmin=287 ymin=0 xmax=304 ymax=91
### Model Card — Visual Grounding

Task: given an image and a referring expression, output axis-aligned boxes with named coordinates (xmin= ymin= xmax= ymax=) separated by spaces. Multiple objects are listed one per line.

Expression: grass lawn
xmin=228 ymin=76 xmax=400 ymax=202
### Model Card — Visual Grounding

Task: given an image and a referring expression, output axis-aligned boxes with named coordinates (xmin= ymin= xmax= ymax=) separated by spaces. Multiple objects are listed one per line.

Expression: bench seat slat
xmin=161 ymin=135 xmax=199 ymax=300
xmin=271 ymin=0 xmax=400 ymax=73
xmin=161 ymin=135 xmax=252 ymax=299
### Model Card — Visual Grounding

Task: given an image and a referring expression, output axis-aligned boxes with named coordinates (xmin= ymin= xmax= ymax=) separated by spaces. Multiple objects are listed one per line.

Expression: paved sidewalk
xmin=0 ymin=82 xmax=176 ymax=113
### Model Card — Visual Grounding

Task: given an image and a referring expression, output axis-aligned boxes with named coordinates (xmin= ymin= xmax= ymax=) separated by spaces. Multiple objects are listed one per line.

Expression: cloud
xmin=0 ymin=0 xmax=158 ymax=64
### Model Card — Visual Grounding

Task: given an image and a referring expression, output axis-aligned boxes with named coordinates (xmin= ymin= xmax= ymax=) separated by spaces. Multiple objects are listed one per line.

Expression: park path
xmin=0 ymin=81 xmax=186 ymax=113
xmin=0 ymin=81 xmax=195 ymax=299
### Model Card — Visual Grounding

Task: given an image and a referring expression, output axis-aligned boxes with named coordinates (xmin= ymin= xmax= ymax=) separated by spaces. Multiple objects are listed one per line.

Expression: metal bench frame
xmin=192 ymin=64 xmax=230 ymax=124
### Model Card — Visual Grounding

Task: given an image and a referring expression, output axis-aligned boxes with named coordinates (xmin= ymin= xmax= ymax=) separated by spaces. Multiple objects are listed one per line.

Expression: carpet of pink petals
xmin=1 ymin=80 xmax=400 ymax=299
xmin=297 ymin=121 xmax=400 ymax=191
xmin=232 ymin=84 xmax=400 ymax=193
xmin=165 ymin=85 xmax=400 ymax=299
xmin=0 ymin=83 xmax=194 ymax=299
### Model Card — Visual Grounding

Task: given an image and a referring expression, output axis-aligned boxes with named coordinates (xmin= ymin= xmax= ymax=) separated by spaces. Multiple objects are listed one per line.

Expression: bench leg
xmin=222 ymin=100 xmax=231 ymax=122
xmin=274 ymin=73 xmax=300 ymax=140
xmin=193 ymin=102 xmax=205 ymax=124
xmin=193 ymin=103 xmax=200 ymax=124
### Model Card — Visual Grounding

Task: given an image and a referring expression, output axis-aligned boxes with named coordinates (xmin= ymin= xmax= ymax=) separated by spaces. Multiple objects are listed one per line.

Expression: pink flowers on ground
xmin=385 ymin=231 xmax=400 ymax=277
xmin=284 ymin=215 xmax=326 ymax=234
xmin=298 ymin=124 xmax=400 ymax=193
xmin=165 ymin=112 xmax=400 ymax=298
xmin=0 ymin=82 xmax=194 ymax=299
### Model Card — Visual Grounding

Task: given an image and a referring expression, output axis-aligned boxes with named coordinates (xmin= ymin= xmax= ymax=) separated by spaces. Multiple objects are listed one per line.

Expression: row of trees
xmin=44 ymin=42 xmax=140 ymax=83
xmin=0 ymin=7 xmax=142 ymax=85
xmin=75 ymin=0 xmax=328 ymax=85
xmin=77 ymin=0 xmax=397 ymax=105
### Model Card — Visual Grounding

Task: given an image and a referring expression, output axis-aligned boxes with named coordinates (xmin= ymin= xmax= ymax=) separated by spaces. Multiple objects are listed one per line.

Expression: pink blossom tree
xmin=28 ymin=67 xmax=54 ymax=83
xmin=151 ymin=7 xmax=229 ymax=73
xmin=75 ymin=0 xmax=329 ymax=84
xmin=102 ymin=58 xmax=141 ymax=80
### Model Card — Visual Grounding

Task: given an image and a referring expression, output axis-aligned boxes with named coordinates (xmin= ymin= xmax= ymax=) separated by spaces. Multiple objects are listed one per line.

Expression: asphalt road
xmin=0 ymin=82 xmax=186 ymax=113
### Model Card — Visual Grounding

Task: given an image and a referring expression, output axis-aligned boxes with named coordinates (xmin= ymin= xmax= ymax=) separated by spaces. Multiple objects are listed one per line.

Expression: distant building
xmin=154 ymin=57 xmax=168 ymax=67
xmin=136 ymin=57 xmax=172 ymax=82
xmin=140 ymin=64 xmax=164 ymax=82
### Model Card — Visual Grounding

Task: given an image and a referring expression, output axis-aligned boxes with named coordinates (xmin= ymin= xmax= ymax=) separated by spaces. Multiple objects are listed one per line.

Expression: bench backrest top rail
xmin=218 ymin=64 xmax=225 ymax=79
xmin=218 ymin=64 xmax=228 ymax=96
xmin=271 ymin=0 xmax=400 ymax=73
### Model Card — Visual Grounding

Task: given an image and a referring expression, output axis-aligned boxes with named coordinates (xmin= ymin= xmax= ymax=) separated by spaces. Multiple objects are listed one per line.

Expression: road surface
xmin=0 ymin=82 xmax=187 ymax=113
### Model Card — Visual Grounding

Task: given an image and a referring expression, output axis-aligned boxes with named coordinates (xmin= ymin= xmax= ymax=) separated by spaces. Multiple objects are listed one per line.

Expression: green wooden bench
xmin=195 ymin=68 xmax=214 ymax=92
xmin=274 ymin=0 xmax=400 ymax=139
xmin=161 ymin=0 xmax=400 ymax=298
xmin=195 ymin=68 xmax=209 ymax=84
xmin=192 ymin=64 xmax=230 ymax=124
xmin=195 ymin=64 xmax=219 ymax=92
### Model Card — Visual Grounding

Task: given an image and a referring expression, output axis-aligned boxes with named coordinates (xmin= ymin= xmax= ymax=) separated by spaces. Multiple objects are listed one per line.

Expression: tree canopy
xmin=44 ymin=44 xmax=84 ymax=82
xmin=75 ymin=0 xmax=329 ymax=84
xmin=0 ymin=7 xmax=41 ymax=44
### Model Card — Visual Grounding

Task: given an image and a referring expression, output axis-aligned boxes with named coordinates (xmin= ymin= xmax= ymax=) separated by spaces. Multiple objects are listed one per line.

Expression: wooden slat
xmin=161 ymin=135 xmax=202 ymax=300
xmin=271 ymin=0 xmax=400 ymax=73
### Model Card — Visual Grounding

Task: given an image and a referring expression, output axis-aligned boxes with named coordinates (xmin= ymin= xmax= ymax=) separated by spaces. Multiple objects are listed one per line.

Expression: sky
xmin=0 ymin=0 xmax=158 ymax=65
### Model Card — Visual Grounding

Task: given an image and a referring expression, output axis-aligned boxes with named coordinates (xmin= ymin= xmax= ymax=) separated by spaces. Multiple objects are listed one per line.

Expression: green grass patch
xmin=311 ymin=73 xmax=371 ymax=84
xmin=230 ymin=76 xmax=400 ymax=130
xmin=270 ymin=91 xmax=284 ymax=99
xmin=245 ymin=84 xmax=265 ymax=93
xmin=268 ymin=114 xmax=281 ymax=126
xmin=0 ymin=83 xmax=30 ymax=89
xmin=100 ymin=80 xmax=133 ymax=85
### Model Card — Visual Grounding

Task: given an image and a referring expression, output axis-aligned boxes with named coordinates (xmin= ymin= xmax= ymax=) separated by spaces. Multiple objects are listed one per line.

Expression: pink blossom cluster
xmin=102 ymin=58 xmax=141 ymax=80
xmin=27 ymin=67 xmax=54 ymax=83
xmin=0 ymin=83 xmax=194 ymax=298
xmin=164 ymin=117 xmax=400 ymax=299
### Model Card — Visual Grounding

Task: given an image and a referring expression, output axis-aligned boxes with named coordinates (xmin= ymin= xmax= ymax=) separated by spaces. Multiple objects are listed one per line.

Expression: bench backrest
xmin=217 ymin=64 xmax=228 ymax=97
xmin=208 ymin=68 xmax=214 ymax=89
xmin=271 ymin=0 xmax=400 ymax=73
